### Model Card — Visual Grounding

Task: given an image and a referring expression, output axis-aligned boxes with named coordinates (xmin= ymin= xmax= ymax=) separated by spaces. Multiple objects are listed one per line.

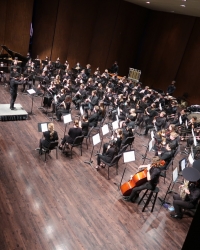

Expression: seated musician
xmin=166 ymin=131 xmax=179 ymax=150
xmin=79 ymin=115 xmax=89 ymax=136
xmin=108 ymin=128 xmax=123 ymax=153
xmin=156 ymin=143 xmax=176 ymax=170
xmin=56 ymin=95 xmax=71 ymax=121
xmin=180 ymin=116 xmax=197 ymax=141
xmin=59 ymin=119 xmax=82 ymax=150
xmin=85 ymin=64 xmax=91 ymax=78
xmin=38 ymin=123 xmax=58 ymax=155
xmin=96 ymin=140 xmax=117 ymax=170
xmin=142 ymin=103 xmax=158 ymax=135
xmin=122 ymin=156 xmax=161 ymax=202
xmin=88 ymin=106 xmax=99 ymax=127
xmin=72 ymin=84 xmax=87 ymax=109
xmin=82 ymin=90 xmax=99 ymax=113
xmin=0 ymin=70 xmax=7 ymax=85
xmin=51 ymin=88 xmax=66 ymax=113
xmin=185 ymin=128 xmax=200 ymax=156
xmin=143 ymin=111 xmax=166 ymax=135
xmin=121 ymin=125 xmax=134 ymax=147
xmin=171 ymin=180 xmax=200 ymax=219
xmin=170 ymin=109 xmax=188 ymax=127
xmin=98 ymin=101 xmax=106 ymax=121
xmin=120 ymin=108 xmax=137 ymax=128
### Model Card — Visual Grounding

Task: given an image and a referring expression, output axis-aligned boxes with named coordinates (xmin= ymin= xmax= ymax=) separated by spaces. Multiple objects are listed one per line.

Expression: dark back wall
xmin=0 ymin=0 xmax=200 ymax=105
xmin=136 ymin=11 xmax=199 ymax=105
xmin=0 ymin=0 xmax=34 ymax=55
xmin=32 ymin=0 xmax=148 ymax=77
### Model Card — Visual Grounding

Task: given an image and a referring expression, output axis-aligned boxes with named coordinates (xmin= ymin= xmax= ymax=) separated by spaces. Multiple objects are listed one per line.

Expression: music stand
xmin=63 ymin=114 xmax=72 ymax=138
xmin=98 ymin=124 xmax=110 ymax=153
xmin=114 ymin=150 xmax=135 ymax=190
xmin=158 ymin=167 xmax=179 ymax=205
xmin=38 ymin=122 xmax=50 ymax=132
xmin=27 ymin=89 xmax=36 ymax=115
xmin=188 ymin=153 xmax=194 ymax=165
xmin=141 ymin=137 xmax=154 ymax=164
xmin=84 ymin=133 xmax=101 ymax=167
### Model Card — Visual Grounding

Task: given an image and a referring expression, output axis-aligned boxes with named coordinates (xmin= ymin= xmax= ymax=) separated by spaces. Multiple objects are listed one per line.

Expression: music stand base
xmin=84 ymin=160 xmax=93 ymax=167
xmin=158 ymin=197 xmax=171 ymax=205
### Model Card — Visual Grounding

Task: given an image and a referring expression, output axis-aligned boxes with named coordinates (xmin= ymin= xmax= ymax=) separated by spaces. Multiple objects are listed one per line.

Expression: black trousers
xmin=126 ymin=182 xmax=155 ymax=201
xmin=144 ymin=124 xmax=154 ymax=134
xmin=173 ymin=194 xmax=195 ymax=216
xmin=10 ymin=92 xmax=17 ymax=108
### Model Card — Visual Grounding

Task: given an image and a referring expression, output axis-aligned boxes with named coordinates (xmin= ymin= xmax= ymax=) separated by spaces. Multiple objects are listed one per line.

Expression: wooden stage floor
xmin=0 ymin=84 xmax=193 ymax=250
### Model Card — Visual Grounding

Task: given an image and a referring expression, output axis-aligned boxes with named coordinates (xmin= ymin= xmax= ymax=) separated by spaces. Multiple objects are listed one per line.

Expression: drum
xmin=189 ymin=105 xmax=200 ymax=113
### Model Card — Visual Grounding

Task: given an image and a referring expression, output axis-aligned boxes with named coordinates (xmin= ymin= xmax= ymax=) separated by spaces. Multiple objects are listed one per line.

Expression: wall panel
xmin=32 ymin=0 xmax=59 ymax=60
xmin=4 ymin=0 xmax=34 ymax=55
xmin=0 ymin=0 xmax=7 ymax=47
xmin=137 ymin=11 xmax=195 ymax=94
xmin=105 ymin=1 xmax=148 ymax=76
xmin=65 ymin=0 xmax=100 ymax=69
xmin=51 ymin=0 xmax=75 ymax=63
xmin=88 ymin=0 xmax=121 ymax=73
xmin=176 ymin=17 xmax=200 ymax=104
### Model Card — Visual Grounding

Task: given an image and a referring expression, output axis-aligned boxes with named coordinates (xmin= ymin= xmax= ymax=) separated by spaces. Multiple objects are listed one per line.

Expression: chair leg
xmin=151 ymin=192 xmax=158 ymax=212
xmin=45 ymin=151 xmax=47 ymax=162
xmin=142 ymin=191 xmax=153 ymax=212
xmin=80 ymin=145 xmax=82 ymax=156
xmin=108 ymin=166 xmax=110 ymax=180
xmin=70 ymin=147 xmax=73 ymax=159
xmin=56 ymin=148 xmax=58 ymax=159
xmin=138 ymin=189 xmax=148 ymax=205
xmin=86 ymin=139 xmax=88 ymax=149
xmin=116 ymin=163 xmax=118 ymax=175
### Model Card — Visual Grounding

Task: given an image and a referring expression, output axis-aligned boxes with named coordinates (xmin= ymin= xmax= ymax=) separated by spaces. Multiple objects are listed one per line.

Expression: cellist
xmin=122 ymin=156 xmax=161 ymax=202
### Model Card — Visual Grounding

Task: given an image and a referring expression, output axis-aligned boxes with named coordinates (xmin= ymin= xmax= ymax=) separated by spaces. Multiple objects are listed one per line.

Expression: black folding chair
xmin=41 ymin=141 xmax=58 ymax=162
xmin=100 ymin=153 xmax=122 ymax=180
xmin=66 ymin=135 xmax=84 ymax=158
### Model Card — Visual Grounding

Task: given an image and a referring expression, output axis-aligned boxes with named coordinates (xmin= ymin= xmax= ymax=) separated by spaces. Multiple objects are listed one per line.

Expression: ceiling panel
xmin=125 ymin=0 xmax=200 ymax=17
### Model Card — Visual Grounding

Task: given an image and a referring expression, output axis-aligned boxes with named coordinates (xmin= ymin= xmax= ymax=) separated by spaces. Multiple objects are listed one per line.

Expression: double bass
xmin=120 ymin=160 xmax=165 ymax=196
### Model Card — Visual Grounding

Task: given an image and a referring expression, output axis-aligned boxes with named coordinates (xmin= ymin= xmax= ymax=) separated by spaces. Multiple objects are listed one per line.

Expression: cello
xmin=120 ymin=160 xmax=165 ymax=196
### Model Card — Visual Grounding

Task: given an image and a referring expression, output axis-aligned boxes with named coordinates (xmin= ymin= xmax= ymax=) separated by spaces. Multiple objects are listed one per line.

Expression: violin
xmin=120 ymin=160 xmax=165 ymax=196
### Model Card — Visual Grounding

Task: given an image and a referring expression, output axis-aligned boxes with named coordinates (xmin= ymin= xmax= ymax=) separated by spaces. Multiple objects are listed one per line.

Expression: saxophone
xmin=179 ymin=180 xmax=189 ymax=200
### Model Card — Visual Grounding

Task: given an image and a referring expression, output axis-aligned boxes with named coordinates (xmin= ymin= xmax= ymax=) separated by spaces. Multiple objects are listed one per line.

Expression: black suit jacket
xmin=89 ymin=112 xmax=99 ymax=127
xmin=42 ymin=131 xmax=58 ymax=148
xmin=67 ymin=127 xmax=82 ymax=144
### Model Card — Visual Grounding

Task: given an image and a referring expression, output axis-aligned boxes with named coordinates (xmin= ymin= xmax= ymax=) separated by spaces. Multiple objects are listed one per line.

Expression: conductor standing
xmin=10 ymin=73 xmax=23 ymax=110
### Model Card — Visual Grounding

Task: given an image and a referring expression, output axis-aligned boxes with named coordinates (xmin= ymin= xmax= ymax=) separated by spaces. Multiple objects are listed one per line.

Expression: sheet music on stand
xmin=92 ymin=133 xmax=101 ymax=146
xmin=180 ymin=158 xmax=187 ymax=171
xmin=80 ymin=106 xmax=84 ymax=116
xmin=188 ymin=153 xmax=194 ymax=165
xmin=149 ymin=138 xmax=154 ymax=151
xmin=102 ymin=124 xmax=109 ymax=136
xmin=123 ymin=150 xmax=135 ymax=163
xmin=116 ymin=114 xmax=119 ymax=122
xmin=112 ymin=120 xmax=119 ymax=131
xmin=193 ymin=135 xmax=197 ymax=146
xmin=27 ymin=89 xmax=36 ymax=95
xmin=63 ymin=114 xmax=72 ymax=124
xmin=117 ymin=107 xmax=120 ymax=116
xmin=179 ymin=115 xmax=182 ymax=125
xmin=172 ymin=167 xmax=179 ymax=183
xmin=192 ymin=128 xmax=194 ymax=137
xmin=159 ymin=103 xmax=162 ymax=111
xmin=151 ymin=130 xmax=154 ymax=140
xmin=38 ymin=122 xmax=50 ymax=132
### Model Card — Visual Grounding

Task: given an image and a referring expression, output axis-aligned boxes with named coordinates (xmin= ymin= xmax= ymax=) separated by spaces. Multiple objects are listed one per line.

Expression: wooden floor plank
xmin=0 ymin=84 xmax=192 ymax=250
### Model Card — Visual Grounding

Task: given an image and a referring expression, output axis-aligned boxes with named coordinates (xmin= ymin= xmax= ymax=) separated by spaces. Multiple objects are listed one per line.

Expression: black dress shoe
xmin=170 ymin=214 xmax=182 ymax=219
